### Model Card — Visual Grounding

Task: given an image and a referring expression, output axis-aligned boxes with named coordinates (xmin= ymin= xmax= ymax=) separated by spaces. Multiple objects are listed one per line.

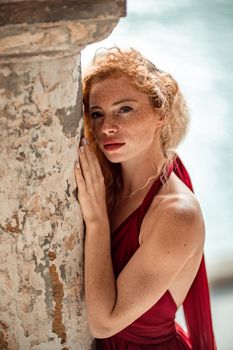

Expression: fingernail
xmin=82 ymin=137 xmax=89 ymax=146
xmin=75 ymin=161 xmax=80 ymax=168
xmin=80 ymin=146 xmax=84 ymax=153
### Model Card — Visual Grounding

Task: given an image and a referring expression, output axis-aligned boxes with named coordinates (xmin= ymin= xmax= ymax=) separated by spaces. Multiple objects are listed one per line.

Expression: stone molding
xmin=0 ymin=0 xmax=126 ymax=63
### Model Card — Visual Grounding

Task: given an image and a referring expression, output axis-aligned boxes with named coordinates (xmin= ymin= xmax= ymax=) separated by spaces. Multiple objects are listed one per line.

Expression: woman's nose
xmin=100 ymin=115 xmax=118 ymax=135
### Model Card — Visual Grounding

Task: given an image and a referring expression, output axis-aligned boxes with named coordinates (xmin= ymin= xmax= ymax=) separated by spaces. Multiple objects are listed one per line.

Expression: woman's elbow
xmin=88 ymin=320 xmax=112 ymax=339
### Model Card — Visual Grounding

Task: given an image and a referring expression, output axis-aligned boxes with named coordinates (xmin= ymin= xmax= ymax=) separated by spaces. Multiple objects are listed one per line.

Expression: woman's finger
xmin=74 ymin=161 xmax=86 ymax=195
xmin=92 ymin=152 xmax=104 ymax=180
xmin=83 ymin=142 xmax=101 ymax=182
xmin=79 ymin=146 xmax=95 ymax=192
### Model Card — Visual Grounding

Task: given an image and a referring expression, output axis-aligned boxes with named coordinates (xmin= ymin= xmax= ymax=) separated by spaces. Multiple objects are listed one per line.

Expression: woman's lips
xmin=103 ymin=143 xmax=125 ymax=151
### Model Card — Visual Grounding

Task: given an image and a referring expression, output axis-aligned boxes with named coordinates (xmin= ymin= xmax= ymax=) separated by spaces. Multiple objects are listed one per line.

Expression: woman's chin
xmin=99 ymin=145 xmax=132 ymax=164
xmin=104 ymin=154 xmax=124 ymax=163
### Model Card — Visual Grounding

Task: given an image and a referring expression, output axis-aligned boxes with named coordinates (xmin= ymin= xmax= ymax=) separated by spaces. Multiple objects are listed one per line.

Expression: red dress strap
xmin=137 ymin=155 xmax=217 ymax=349
xmin=173 ymin=155 xmax=217 ymax=350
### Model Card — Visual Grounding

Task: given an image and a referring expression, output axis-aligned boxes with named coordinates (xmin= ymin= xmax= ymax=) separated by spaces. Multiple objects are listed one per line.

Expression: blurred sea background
xmin=81 ymin=0 xmax=233 ymax=348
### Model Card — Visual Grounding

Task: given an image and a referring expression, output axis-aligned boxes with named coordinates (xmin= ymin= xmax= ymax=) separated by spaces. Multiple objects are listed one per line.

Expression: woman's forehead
xmin=89 ymin=75 xmax=146 ymax=104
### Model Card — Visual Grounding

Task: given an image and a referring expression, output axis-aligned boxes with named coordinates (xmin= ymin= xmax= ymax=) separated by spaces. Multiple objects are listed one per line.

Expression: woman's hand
xmin=74 ymin=138 xmax=108 ymax=227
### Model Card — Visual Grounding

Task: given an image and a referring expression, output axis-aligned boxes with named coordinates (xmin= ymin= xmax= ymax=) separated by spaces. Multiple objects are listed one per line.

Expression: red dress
xmin=96 ymin=156 xmax=217 ymax=350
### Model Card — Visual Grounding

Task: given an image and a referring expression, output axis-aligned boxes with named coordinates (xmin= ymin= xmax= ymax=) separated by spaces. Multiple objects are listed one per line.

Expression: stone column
xmin=0 ymin=1 xmax=126 ymax=349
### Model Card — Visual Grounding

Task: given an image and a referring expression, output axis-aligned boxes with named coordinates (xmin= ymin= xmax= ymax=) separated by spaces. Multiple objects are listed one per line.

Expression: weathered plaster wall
xmin=0 ymin=1 xmax=126 ymax=349
xmin=0 ymin=55 xmax=91 ymax=350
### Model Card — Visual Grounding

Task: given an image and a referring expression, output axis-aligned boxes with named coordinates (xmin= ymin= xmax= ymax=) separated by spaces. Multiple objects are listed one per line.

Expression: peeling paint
xmin=65 ymin=180 xmax=71 ymax=198
xmin=59 ymin=264 xmax=66 ymax=282
xmin=49 ymin=264 xmax=66 ymax=344
xmin=0 ymin=320 xmax=8 ymax=350
xmin=48 ymin=251 xmax=56 ymax=261
xmin=55 ymin=106 xmax=80 ymax=138
xmin=64 ymin=234 xmax=76 ymax=251
xmin=5 ymin=212 xmax=20 ymax=234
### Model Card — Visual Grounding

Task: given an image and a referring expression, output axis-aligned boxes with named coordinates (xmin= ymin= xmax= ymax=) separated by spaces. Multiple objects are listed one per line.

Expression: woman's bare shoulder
xmin=140 ymin=175 xmax=205 ymax=249
xmin=154 ymin=171 xmax=203 ymax=220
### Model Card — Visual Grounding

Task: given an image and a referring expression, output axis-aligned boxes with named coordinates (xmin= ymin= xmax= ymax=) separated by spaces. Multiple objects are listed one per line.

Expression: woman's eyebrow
xmin=112 ymin=98 xmax=137 ymax=106
xmin=90 ymin=99 xmax=137 ymax=110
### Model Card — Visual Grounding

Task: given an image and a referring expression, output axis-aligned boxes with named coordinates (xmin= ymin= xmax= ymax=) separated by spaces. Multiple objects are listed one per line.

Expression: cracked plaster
xmin=0 ymin=54 xmax=93 ymax=349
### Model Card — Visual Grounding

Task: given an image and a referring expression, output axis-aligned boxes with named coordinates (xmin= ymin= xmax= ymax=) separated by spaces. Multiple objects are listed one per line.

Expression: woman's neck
xmin=120 ymin=147 xmax=165 ymax=197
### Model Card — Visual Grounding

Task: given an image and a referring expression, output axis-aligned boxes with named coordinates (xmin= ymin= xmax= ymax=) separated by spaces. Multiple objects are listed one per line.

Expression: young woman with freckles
xmin=74 ymin=48 xmax=217 ymax=349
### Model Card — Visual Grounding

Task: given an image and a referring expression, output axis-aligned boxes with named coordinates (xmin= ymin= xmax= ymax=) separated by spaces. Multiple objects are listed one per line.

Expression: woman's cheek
xmin=90 ymin=122 xmax=101 ymax=139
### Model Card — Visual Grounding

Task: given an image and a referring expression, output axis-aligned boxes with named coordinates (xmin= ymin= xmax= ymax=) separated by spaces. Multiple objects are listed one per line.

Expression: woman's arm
xmin=84 ymin=222 xmax=116 ymax=337
xmin=74 ymin=141 xmax=204 ymax=339
xmin=74 ymin=140 xmax=117 ymax=336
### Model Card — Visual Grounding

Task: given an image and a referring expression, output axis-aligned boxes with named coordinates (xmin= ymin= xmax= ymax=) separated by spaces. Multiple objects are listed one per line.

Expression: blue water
xmin=82 ymin=0 xmax=233 ymax=267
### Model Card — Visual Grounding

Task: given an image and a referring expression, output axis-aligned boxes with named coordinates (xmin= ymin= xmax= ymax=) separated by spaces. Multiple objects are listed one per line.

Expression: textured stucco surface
xmin=0 ymin=56 xmax=94 ymax=349
xmin=0 ymin=1 xmax=126 ymax=348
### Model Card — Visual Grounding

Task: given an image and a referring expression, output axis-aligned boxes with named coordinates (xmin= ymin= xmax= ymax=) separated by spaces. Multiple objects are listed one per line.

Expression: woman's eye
xmin=90 ymin=111 xmax=103 ymax=119
xmin=119 ymin=106 xmax=133 ymax=113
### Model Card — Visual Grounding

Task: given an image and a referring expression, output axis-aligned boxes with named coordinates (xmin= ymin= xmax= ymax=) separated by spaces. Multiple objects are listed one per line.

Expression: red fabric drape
xmin=173 ymin=155 xmax=217 ymax=350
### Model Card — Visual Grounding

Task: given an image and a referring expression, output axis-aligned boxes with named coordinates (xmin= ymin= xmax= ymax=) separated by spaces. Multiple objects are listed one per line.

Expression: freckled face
xmin=88 ymin=75 xmax=163 ymax=163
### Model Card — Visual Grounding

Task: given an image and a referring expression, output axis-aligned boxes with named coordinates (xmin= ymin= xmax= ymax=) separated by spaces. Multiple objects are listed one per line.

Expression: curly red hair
xmin=82 ymin=47 xmax=189 ymax=210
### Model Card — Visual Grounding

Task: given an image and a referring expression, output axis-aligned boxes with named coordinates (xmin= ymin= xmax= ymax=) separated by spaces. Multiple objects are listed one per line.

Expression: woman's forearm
xmin=84 ymin=220 xmax=117 ymax=336
xmin=73 ymin=141 xmax=117 ymax=336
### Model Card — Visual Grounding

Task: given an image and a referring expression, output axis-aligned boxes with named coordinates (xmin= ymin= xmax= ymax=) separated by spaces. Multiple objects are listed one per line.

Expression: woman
xmin=74 ymin=48 xmax=217 ymax=349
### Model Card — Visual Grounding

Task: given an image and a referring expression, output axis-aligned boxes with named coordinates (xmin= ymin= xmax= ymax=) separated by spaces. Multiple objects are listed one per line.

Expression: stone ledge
xmin=0 ymin=19 xmax=119 ymax=63
xmin=0 ymin=0 xmax=126 ymax=26
xmin=0 ymin=0 xmax=126 ymax=62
